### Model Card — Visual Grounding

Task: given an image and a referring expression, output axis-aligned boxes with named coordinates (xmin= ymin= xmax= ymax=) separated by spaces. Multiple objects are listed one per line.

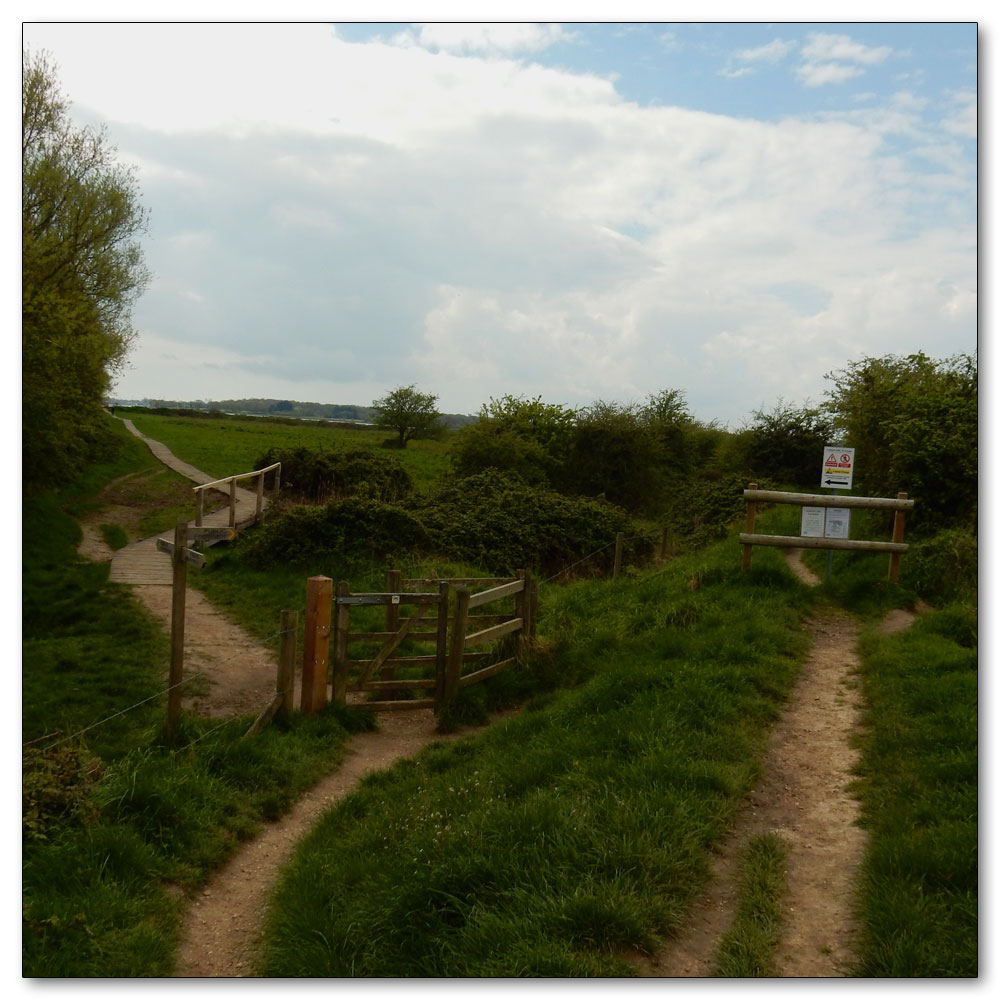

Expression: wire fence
xmin=25 ymin=624 xmax=296 ymax=754
xmin=25 ymin=525 xmax=670 ymax=756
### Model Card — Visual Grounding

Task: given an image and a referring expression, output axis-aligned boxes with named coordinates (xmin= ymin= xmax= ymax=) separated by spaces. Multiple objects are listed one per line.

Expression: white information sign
xmin=820 ymin=447 xmax=855 ymax=489
xmin=824 ymin=508 xmax=851 ymax=539
xmin=801 ymin=507 xmax=825 ymax=537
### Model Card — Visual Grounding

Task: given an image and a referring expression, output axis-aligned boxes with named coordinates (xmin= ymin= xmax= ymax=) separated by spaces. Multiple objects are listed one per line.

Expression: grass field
xmin=22 ymin=413 xmax=978 ymax=977
xmin=126 ymin=412 xmax=454 ymax=493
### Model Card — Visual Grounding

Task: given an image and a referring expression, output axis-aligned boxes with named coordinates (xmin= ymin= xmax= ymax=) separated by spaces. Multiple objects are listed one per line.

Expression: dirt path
xmin=82 ymin=484 xmax=920 ymax=979
xmin=172 ymin=708 xmax=483 ymax=977
xmin=635 ymin=549 xmax=921 ymax=978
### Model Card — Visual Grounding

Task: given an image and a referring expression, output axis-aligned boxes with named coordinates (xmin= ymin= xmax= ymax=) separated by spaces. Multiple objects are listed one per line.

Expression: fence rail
xmin=740 ymin=482 xmax=913 ymax=581
xmin=192 ymin=462 xmax=281 ymax=528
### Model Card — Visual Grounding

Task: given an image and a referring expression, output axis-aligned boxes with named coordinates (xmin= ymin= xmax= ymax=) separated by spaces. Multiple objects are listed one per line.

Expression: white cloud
xmin=395 ymin=22 xmax=575 ymax=55
xmin=800 ymin=33 xmax=892 ymax=66
xmin=796 ymin=31 xmax=893 ymax=88
xmin=25 ymin=22 xmax=974 ymax=425
xmin=796 ymin=61 xmax=865 ymax=88
xmin=942 ymin=89 xmax=977 ymax=138
xmin=735 ymin=38 xmax=796 ymax=64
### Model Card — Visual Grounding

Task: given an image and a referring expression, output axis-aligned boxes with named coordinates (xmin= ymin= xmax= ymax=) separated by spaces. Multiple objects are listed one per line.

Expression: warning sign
xmin=820 ymin=447 xmax=855 ymax=489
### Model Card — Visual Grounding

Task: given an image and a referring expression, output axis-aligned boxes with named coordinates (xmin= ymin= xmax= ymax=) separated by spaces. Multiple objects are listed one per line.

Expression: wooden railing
xmin=740 ymin=484 xmax=914 ymax=581
xmin=192 ymin=462 xmax=281 ymax=528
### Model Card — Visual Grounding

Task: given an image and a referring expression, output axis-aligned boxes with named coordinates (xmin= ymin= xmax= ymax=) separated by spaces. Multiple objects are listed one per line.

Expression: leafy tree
xmin=744 ymin=400 xmax=836 ymax=487
xmin=824 ymin=352 xmax=977 ymax=532
xmin=22 ymin=49 xmax=149 ymax=492
xmin=371 ymin=384 xmax=444 ymax=448
xmin=564 ymin=400 xmax=663 ymax=512
xmin=450 ymin=395 xmax=577 ymax=485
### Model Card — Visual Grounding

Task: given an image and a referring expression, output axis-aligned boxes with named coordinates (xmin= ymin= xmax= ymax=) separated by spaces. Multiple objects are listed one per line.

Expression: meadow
xmin=22 ymin=411 xmax=977 ymax=977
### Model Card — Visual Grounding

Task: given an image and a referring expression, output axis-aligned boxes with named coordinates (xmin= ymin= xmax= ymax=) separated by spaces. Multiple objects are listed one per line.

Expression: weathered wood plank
xmin=739 ymin=533 xmax=908 ymax=553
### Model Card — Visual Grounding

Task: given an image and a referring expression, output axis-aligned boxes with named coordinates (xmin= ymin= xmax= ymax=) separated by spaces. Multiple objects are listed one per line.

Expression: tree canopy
xmin=22 ymin=49 xmax=149 ymax=491
xmin=371 ymin=385 xmax=444 ymax=448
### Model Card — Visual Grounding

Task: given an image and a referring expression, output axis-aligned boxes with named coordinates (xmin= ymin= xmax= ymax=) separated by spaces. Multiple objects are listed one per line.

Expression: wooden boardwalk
xmin=109 ymin=419 xmax=269 ymax=586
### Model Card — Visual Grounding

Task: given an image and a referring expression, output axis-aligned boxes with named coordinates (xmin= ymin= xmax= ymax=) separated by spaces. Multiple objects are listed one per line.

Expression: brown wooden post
xmin=741 ymin=483 xmax=758 ymax=572
xmin=514 ymin=570 xmax=528 ymax=666
xmin=195 ymin=489 xmax=204 ymax=528
xmin=331 ymin=581 xmax=350 ymax=707
xmin=166 ymin=520 xmax=189 ymax=744
xmin=445 ymin=587 xmax=470 ymax=703
xmin=255 ymin=472 xmax=264 ymax=524
xmin=613 ymin=532 xmax=624 ymax=578
xmin=301 ymin=576 xmax=332 ymax=714
xmin=276 ymin=610 xmax=298 ymax=725
xmin=434 ymin=580 xmax=450 ymax=707
xmin=888 ymin=492 xmax=908 ymax=583
xmin=229 ymin=478 xmax=237 ymax=528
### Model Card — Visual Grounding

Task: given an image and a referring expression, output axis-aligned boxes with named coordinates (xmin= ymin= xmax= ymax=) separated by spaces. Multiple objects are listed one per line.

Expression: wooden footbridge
xmin=109 ymin=419 xmax=277 ymax=585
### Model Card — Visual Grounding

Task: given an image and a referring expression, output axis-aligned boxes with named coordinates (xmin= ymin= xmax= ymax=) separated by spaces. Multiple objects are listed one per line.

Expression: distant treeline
xmin=108 ymin=397 xmax=478 ymax=430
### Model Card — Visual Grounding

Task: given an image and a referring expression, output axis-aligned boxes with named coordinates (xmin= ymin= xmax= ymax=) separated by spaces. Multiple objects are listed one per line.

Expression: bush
xmin=905 ymin=526 xmax=978 ymax=607
xmin=254 ymin=446 xmax=413 ymax=503
xmin=409 ymin=470 xmax=642 ymax=576
xmin=241 ymin=497 xmax=429 ymax=569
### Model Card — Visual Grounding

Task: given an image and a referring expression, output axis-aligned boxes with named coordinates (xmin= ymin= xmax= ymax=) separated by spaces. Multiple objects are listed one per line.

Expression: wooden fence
xmin=300 ymin=570 xmax=537 ymax=714
xmin=192 ymin=462 xmax=281 ymax=529
xmin=739 ymin=483 xmax=915 ymax=581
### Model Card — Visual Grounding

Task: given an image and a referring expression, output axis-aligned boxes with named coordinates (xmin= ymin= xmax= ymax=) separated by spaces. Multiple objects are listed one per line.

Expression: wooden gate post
xmin=888 ymin=492 xmax=908 ymax=583
xmin=434 ymin=580 xmax=450 ymax=706
xmin=166 ymin=519 xmax=189 ymax=744
xmin=514 ymin=570 xmax=529 ymax=666
xmin=331 ymin=581 xmax=350 ymax=707
xmin=741 ymin=483 xmax=759 ymax=572
xmin=276 ymin=609 xmax=298 ymax=725
xmin=229 ymin=478 xmax=238 ymax=528
xmin=302 ymin=576 xmax=332 ymax=714
xmin=445 ymin=587 xmax=471 ymax=703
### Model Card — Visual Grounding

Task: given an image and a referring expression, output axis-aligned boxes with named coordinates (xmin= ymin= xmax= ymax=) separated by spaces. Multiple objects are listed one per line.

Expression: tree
xmin=450 ymin=394 xmax=577 ymax=485
xmin=371 ymin=385 xmax=444 ymax=448
xmin=744 ymin=400 xmax=836 ymax=487
xmin=22 ymin=49 xmax=149 ymax=491
xmin=824 ymin=352 xmax=977 ymax=532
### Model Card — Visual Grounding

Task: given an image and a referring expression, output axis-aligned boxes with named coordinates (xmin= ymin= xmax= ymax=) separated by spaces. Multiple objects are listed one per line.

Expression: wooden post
xmin=256 ymin=472 xmax=264 ymax=524
xmin=888 ymin=492 xmax=908 ymax=583
xmin=276 ymin=610 xmax=298 ymax=725
xmin=331 ymin=581 xmax=350 ymax=707
xmin=166 ymin=520 xmax=189 ymax=744
xmin=613 ymin=532 xmax=623 ymax=578
xmin=301 ymin=576 xmax=332 ymax=714
xmin=273 ymin=465 xmax=281 ymax=509
xmin=229 ymin=478 xmax=237 ymax=528
xmin=445 ymin=587 xmax=470 ymax=702
xmin=514 ymin=570 xmax=529 ymax=666
xmin=195 ymin=489 xmax=204 ymax=528
xmin=434 ymin=580 xmax=450 ymax=706
xmin=741 ymin=483 xmax=758 ymax=572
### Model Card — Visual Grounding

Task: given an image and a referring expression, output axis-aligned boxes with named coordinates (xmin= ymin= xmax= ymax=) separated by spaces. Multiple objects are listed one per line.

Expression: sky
xmin=21 ymin=10 xmax=979 ymax=427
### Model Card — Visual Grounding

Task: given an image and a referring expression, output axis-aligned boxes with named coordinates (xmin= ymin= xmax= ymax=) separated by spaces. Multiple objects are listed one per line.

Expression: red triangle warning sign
xmin=825 ymin=452 xmax=839 ymax=467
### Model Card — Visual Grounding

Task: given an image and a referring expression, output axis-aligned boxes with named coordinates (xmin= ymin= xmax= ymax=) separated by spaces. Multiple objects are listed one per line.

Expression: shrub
xmin=241 ymin=497 xmax=429 ymax=569
xmin=254 ymin=447 xmax=413 ymax=503
xmin=409 ymin=470 xmax=642 ymax=576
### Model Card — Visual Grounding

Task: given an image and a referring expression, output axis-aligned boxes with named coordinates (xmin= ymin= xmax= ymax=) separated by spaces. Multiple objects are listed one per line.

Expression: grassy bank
xmin=849 ymin=605 xmax=978 ymax=977
xmin=256 ymin=540 xmax=815 ymax=976
xmin=21 ymin=422 xmax=371 ymax=977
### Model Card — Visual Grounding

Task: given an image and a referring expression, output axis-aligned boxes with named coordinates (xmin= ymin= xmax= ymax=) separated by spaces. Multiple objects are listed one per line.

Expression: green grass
xmin=126 ymin=412 xmax=455 ymax=493
xmin=711 ymin=833 xmax=789 ymax=976
xmin=848 ymin=606 xmax=978 ymax=977
xmin=256 ymin=539 xmax=816 ymax=976
xmin=21 ymin=422 xmax=373 ymax=977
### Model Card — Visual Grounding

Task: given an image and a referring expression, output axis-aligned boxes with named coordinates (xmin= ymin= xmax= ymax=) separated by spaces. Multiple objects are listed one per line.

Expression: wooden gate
xmin=300 ymin=571 xmax=536 ymax=714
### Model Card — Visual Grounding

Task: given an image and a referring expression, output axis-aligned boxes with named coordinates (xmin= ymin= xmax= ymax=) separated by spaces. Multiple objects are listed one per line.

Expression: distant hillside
xmin=108 ymin=397 xmax=478 ymax=430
